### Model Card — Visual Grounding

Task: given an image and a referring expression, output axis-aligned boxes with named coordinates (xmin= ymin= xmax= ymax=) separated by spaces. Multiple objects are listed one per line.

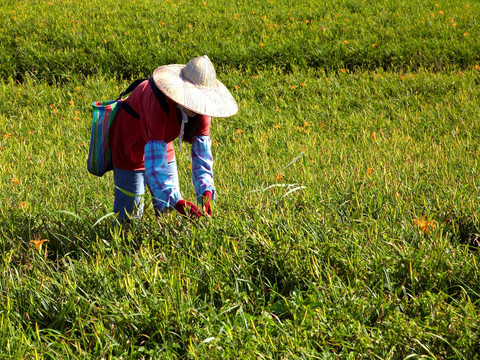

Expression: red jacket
xmin=110 ymin=80 xmax=211 ymax=170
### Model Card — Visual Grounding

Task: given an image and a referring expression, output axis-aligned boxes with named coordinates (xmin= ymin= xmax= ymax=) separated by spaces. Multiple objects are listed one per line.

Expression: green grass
xmin=1 ymin=0 xmax=480 ymax=359
xmin=1 ymin=0 xmax=480 ymax=81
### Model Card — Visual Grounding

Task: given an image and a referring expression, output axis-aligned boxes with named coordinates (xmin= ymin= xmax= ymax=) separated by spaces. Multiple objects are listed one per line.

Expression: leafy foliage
xmin=1 ymin=0 xmax=480 ymax=359
xmin=0 ymin=0 xmax=479 ymax=82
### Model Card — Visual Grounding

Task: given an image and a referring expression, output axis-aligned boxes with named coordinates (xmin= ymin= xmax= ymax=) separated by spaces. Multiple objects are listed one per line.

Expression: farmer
xmin=109 ymin=55 xmax=238 ymax=221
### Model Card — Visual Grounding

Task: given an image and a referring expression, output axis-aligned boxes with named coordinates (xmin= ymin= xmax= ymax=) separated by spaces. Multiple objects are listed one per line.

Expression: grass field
xmin=1 ymin=0 xmax=480 ymax=358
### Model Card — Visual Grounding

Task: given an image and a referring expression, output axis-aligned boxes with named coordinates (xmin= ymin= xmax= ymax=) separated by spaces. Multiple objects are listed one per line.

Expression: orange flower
xmin=370 ymin=132 xmax=376 ymax=140
xmin=28 ymin=130 xmax=35 ymax=135
xmin=290 ymin=85 xmax=296 ymax=89
xmin=344 ymin=40 xmax=349 ymax=44
xmin=340 ymin=68 xmax=347 ymax=73
xmin=253 ymin=75 xmax=259 ymax=79
xmin=236 ymin=129 xmax=243 ymax=134
xmin=439 ymin=10 xmax=444 ymax=15
xmin=464 ymin=32 xmax=468 ymax=36
xmin=274 ymin=124 xmax=280 ymax=129
xmin=367 ymin=167 xmax=374 ymax=175
xmin=300 ymin=82 xmax=305 ymax=87
xmin=304 ymin=121 xmax=310 ymax=127
xmin=275 ymin=108 xmax=280 ymax=113
xmin=31 ymin=234 xmax=49 ymax=252
xmin=262 ymin=15 xmax=267 ymax=20
xmin=413 ymin=216 xmax=438 ymax=235
xmin=304 ymin=20 xmax=309 ymax=24
xmin=320 ymin=122 xmax=326 ymax=128
xmin=372 ymin=43 xmax=377 ymax=47
xmin=475 ymin=65 xmax=480 ymax=70
xmin=400 ymin=75 xmax=405 ymax=80
xmin=69 ymin=100 xmax=74 ymax=106
xmin=234 ymin=85 xmax=239 ymax=90
xmin=259 ymin=42 xmax=265 ymax=47
xmin=11 ymin=177 xmax=19 ymax=185
xmin=296 ymin=126 xmax=302 ymax=131
xmin=435 ymin=3 xmax=439 ymax=6
xmin=322 ymin=27 xmax=327 ymax=32
xmin=3 ymin=133 xmax=12 ymax=139
xmin=161 ymin=21 xmax=166 ymax=26
xmin=289 ymin=17 xmax=294 ymax=21
xmin=276 ymin=173 xmax=284 ymax=181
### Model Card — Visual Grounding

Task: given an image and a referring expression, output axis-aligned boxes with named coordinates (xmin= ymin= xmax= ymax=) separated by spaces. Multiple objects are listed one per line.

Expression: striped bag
xmin=87 ymin=79 xmax=148 ymax=177
xmin=87 ymin=100 xmax=123 ymax=176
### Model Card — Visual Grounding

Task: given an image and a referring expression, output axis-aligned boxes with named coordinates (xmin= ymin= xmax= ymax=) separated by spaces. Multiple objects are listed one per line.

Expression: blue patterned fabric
xmin=145 ymin=140 xmax=182 ymax=211
xmin=191 ymin=136 xmax=215 ymax=203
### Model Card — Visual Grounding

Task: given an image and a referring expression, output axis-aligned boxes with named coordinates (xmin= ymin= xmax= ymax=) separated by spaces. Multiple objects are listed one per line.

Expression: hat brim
xmin=152 ymin=64 xmax=238 ymax=118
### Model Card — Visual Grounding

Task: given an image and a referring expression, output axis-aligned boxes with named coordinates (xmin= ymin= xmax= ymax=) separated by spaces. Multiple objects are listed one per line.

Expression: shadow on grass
xmin=0 ymin=210 xmax=119 ymax=263
xmin=443 ymin=211 xmax=480 ymax=251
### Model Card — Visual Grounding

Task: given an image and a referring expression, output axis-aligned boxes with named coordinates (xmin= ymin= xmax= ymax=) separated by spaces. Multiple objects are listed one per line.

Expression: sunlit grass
xmin=1 ymin=0 xmax=480 ymax=358
xmin=1 ymin=67 xmax=480 ymax=358
xmin=1 ymin=0 xmax=480 ymax=82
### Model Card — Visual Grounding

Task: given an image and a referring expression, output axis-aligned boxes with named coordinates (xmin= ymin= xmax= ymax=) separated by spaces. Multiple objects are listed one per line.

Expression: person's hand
xmin=175 ymin=199 xmax=204 ymax=218
xmin=202 ymin=191 xmax=213 ymax=217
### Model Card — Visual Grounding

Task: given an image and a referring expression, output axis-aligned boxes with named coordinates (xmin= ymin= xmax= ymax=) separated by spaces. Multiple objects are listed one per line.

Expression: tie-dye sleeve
xmin=191 ymin=136 xmax=215 ymax=204
xmin=145 ymin=140 xmax=182 ymax=211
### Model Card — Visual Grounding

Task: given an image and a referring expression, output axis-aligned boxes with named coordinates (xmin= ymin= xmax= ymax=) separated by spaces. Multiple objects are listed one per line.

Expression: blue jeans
xmin=113 ymin=160 xmax=180 ymax=221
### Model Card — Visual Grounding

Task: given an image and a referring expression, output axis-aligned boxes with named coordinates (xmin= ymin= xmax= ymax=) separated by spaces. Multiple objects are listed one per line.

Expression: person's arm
xmin=191 ymin=135 xmax=215 ymax=216
xmin=145 ymin=140 xmax=182 ymax=211
xmin=145 ymin=140 xmax=204 ymax=217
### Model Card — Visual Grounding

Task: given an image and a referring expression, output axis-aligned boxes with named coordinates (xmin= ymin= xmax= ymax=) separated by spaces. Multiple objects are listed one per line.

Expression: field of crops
xmin=1 ymin=0 xmax=480 ymax=358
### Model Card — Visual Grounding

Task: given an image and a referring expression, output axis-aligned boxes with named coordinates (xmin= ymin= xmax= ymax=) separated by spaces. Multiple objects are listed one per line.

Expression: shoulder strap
xmin=148 ymin=77 xmax=170 ymax=115
xmin=114 ymin=78 xmax=146 ymax=120
xmin=121 ymin=102 xmax=140 ymax=120
xmin=116 ymin=78 xmax=147 ymax=100
xmin=112 ymin=77 xmax=170 ymax=119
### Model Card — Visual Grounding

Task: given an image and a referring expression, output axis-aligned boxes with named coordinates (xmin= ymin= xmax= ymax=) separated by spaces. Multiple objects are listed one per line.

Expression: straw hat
xmin=152 ymin=55 xmax=238 ymax=118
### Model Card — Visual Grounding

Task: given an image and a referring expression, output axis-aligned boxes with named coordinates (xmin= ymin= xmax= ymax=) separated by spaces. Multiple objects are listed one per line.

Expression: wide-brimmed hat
xmin=152 ymin=55 xmax=238 ymax=118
